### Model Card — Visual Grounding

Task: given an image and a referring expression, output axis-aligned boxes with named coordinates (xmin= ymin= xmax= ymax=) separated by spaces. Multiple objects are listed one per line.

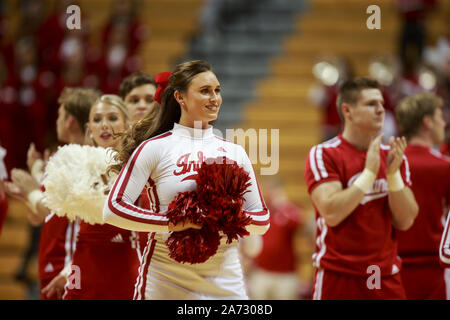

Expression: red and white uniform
xmin=63 ymin=222 xmax=141 ymax=300
xmin=397 ymin=145 xmax=450 ymax=299
xmin=38 ymin=213 xmax=78 ymax=300
xmin=103 ymin=123 xmax=270 ymax=299
xmin=304 ymin=135 xmax=412 ymax=299
xmin=441 ymin=213 xmax=450 ymax=267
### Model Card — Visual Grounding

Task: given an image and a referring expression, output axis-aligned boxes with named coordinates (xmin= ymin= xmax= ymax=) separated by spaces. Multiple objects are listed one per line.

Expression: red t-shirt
xmin=440 ymin=142 xmax=450 ymax=157
xmin=255 ymin=202 xmax=303 ymax=272
xmin=304 ymin=134 xmax=412 ymax=276
xmin=397 ymin=145 xmax=450 ymax=264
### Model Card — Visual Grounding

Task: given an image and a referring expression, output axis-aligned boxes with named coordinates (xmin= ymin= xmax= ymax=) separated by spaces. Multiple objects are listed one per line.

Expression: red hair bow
xmin=154 ymin=72 xmax=172 ymax=105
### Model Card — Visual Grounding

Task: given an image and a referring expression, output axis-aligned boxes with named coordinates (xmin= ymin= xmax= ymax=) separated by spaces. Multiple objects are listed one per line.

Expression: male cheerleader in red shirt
xmin=304 ymin=77 xmax=419 ymax=299
xmin=5 ymin=88 xmax=100 ymax=299
xmin=395 ymin=93 xmax=449 ymax=299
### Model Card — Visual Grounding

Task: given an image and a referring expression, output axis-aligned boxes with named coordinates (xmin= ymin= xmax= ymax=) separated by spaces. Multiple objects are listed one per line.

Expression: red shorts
xmin=400 ymin=262 xmax=449 ymax=300
xmin=312 ymin=268 xmax=406 ymax=300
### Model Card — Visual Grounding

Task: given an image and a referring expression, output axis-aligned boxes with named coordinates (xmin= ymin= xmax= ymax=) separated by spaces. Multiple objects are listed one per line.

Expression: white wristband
xmin=387 ymin=170 xmax=405 ymax=192
xmin=353 ymin=168 xmax=376 ymax=194
xmin=27 ymin=189 xmax=44 ymax=213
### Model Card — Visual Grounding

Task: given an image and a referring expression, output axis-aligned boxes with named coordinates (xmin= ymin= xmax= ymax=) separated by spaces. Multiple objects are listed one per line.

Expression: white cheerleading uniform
xmin=103 ymin=123 xmax=270 ymax=299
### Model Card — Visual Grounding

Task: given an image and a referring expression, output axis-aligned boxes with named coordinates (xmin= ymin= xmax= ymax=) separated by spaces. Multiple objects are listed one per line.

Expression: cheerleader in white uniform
xmin=103 ymin=60 xmax=270 ymax=299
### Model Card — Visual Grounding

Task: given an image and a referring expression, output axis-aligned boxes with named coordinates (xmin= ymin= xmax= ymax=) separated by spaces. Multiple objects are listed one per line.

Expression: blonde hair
xmin=396 ymin=93 xmax=443 ymax=140
xmin=94 ymin=94 xmax=130 ymax=121
xmin=87 ymin=94 xmax=130 ymax=147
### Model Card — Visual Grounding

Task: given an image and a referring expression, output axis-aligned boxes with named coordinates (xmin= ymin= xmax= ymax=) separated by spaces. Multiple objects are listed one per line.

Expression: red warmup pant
xmin=400 ymin=262 xmax=449 ymax=300
xmin=312 ymin=268 xmax=406 ymax=300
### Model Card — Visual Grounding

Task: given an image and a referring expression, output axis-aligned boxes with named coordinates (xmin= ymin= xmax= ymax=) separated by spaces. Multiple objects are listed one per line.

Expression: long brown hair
xmin=108 ymin=60 xmax=213 ymax=174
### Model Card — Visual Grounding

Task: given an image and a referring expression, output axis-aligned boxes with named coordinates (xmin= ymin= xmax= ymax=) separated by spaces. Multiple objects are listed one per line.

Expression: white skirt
xmin=134 ymin=233 xmax=249 ymax=300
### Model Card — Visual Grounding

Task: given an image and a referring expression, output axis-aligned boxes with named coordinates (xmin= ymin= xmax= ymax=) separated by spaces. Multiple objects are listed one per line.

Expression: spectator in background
xmin=15 ymin=0 xmax=46 ymax=40
xmin=98 ymin=20 xmax=142 ymax=94
xmin=309 ymin=56 xmax=354 ymax=141
xmin=247 ymin=178 xmax=304 ymax=300
xmin=102 ymin=0 xmax=148 ymax=56
xmin=12 ymin=37 xmax=54 ymax=167
xmin=37 ymin=0 xmax=79 ymax=72
xmin=396 ymin=0 xmax=438 ymax=64
xmin=395 ymin=93 xmax=449 ymax=300
xmin=0 ymin=53 xmax=20 ymax=174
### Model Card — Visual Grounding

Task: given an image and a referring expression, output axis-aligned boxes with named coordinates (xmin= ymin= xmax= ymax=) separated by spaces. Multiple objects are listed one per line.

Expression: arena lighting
xmin=369 ymin=61 xmax=395 ymax=86
xmin=312 ymin=61 xmax=340 ymax=86
xmin=418 ymin=68 xmax=437 ymax=91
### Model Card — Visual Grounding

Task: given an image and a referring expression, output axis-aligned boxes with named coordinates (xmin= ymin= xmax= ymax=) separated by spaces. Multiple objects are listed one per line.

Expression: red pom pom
xmin=166 ymin=191 xmax=205 ymax=225
xmin=165 ymin=156 xmax=253 ymax=263
xmin=165 ymin=227 xmax=221 ymax=264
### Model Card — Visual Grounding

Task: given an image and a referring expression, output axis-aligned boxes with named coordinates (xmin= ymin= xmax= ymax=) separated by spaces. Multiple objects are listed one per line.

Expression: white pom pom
xmin=43 ymin=145 xmax=118 ymax=225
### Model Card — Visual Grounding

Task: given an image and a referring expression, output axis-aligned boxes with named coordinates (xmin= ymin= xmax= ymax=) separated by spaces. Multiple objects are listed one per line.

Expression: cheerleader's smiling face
xmin=176 ymin=71 xmax=222 ymax=129
xmin=88 ymin=101 xmax=128 ymax=149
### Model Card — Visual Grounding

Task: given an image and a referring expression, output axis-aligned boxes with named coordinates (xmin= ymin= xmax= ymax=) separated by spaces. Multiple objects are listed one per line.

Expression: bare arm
xmin=310 ymin=135 xmax=383 ymax=227
xmin=311 ymin=181 xmax=366 ymax=227
xmin=389 ymin=187 xmax=418 ymax=230
xmin=386 ymin=137 xmax=419 ymax=230
xmin=7 ymin=169 xmax=50 ymax=223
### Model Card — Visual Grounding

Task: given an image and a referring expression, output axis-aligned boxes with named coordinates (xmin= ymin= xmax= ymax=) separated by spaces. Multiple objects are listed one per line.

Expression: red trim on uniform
xmin=441 ymin=217 xmax=450 ymax=264
xmin=214 ymin=136 xmax=233 ymax=143
xmin=244 ymin=210 xmax=268 ymax=216
xmin=148 ymin=178 xmax=160 ymax=213
xmin=140 ymin=233 xmax=156 ymax=300
xmin=107 ymin=133 xmax=171 ymax=225
xmin=244 ymin=175 xmax=269 ymax=225
xmin=249 ymin=219 xmax=270 ymax=226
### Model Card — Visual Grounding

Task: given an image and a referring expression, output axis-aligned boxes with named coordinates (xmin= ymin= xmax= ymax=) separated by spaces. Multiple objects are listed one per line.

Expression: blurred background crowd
xmin=0 ymin=0 xmax=449 ymax=299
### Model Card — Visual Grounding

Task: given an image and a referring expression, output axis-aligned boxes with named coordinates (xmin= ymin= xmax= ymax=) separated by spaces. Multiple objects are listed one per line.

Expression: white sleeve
xmin=239 ymin=146 xmax=270 ymax=235
xmin=439 ymin=211 xmax=450 ymax=267
xmin=103 ymin=140 xmax=170 ymax=232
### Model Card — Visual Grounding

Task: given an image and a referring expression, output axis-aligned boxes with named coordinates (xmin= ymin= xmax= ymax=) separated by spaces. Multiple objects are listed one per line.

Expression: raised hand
xmin=26 ymin=143 xmax=42 ymax=172
xmin=365 ymin=134 xmax=384 ymax=175
xmin=2 ymin=180 xmax=27 ymax=203
xmin=11 ymin=169 xmax=40 ymax=196
xmin=386 ymin=136 xmax=407 ymax=175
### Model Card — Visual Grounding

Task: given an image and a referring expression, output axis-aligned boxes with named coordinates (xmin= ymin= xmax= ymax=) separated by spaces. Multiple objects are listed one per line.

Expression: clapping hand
xmin=386 ymin=136 xmax=407 ymax=175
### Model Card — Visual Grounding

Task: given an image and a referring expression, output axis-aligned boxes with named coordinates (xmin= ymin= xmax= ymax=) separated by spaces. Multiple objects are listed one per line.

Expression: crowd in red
xmin=0 ymin=0 xmax=148 ymax=174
